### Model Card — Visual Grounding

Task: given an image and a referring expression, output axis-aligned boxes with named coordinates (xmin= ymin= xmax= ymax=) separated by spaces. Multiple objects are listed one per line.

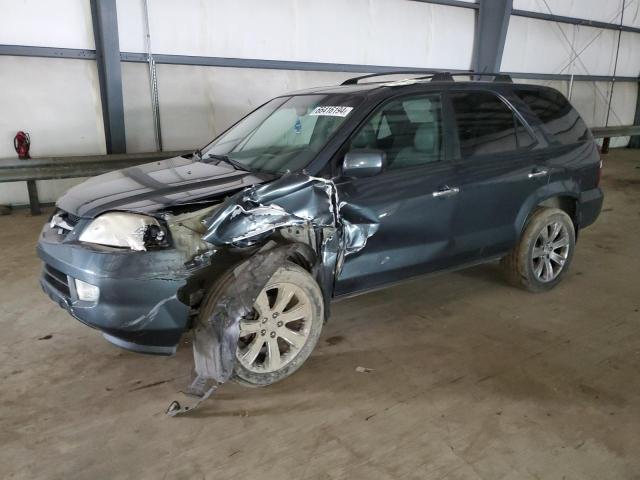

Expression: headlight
xmin=79 ymin=212 xmax=167 ymax=251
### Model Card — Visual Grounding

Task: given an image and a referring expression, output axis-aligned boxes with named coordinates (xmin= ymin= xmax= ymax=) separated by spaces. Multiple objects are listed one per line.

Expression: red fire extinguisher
xmin=14 ymin=131 xmax=31 ymax=159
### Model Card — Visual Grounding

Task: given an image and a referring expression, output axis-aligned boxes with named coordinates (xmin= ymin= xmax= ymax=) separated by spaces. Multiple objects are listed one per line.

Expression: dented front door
xmin=333 ymin=161 xmax=459 ymax=296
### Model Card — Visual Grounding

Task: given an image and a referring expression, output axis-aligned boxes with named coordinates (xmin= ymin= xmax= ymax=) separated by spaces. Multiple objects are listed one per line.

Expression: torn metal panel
xmin=337 ymin=200 xmax=380 ymax=256
xmin=202 ymin=173 xmax=339 ymax=246
xmin=201 ymin=172 xmax=379 ymax=260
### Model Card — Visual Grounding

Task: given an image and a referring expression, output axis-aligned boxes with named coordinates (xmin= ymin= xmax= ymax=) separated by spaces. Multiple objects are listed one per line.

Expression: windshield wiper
xmin=201 ymin=153 xmax=250 ymax=172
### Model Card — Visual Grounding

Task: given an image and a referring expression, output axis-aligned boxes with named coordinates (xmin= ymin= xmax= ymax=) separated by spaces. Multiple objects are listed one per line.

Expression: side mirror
xmin=342 ymin=149 xmax=386 ymax=178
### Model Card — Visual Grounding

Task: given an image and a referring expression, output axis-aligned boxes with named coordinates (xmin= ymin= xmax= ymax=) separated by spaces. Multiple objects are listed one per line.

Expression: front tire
xmin=232 ymin=262 xmax=324 ymax=387
xmin=502 ymin=207 xmax=576 ymax=292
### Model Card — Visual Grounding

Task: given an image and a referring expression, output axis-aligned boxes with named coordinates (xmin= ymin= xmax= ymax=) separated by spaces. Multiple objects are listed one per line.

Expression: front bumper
xmin=37 ymin=223 xmax=191 ymax=355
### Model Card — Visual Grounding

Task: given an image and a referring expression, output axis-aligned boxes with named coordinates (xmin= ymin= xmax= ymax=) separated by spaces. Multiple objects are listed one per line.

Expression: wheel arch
xmin=515 ymin=190 xmax=580 ymax=242
xmin=282 ymin=241 xmax=317 ymax=272
xmin=537 ymin=195 xmax=578 ymax=224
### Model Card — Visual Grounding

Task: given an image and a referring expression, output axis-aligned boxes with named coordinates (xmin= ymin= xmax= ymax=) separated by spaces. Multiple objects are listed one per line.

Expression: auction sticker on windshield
xmin=310 ymin=106 xmax=354 ymax=117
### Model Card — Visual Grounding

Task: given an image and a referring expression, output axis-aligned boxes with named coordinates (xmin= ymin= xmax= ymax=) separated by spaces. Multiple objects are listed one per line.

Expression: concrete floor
xmin=1 ymin=150 xmax=639 ymax=480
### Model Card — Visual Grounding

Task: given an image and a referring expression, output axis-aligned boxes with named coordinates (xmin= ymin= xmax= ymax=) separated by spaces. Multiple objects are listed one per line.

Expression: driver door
xmin=333 ymin=93 xmax=459 ymax=296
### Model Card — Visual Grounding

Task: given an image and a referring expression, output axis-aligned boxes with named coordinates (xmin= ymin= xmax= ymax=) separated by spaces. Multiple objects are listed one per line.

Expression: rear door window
xmin=450 ymin=91 xmax=534 ymax=158
xmin=514 ymin=87 xmax=590 ymax=145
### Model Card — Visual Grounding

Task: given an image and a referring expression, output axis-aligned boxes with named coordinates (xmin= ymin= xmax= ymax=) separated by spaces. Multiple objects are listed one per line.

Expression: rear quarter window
xmin=515 ymin=87 xmax=590 ymax=145
xmin=450 ymin=91 xmax=534 ymax=158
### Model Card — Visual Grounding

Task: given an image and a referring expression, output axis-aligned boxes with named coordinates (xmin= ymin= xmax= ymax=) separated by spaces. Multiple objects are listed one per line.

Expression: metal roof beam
xmin=473 ymin=0 xmax=513 ymax=73
xmin=90 ymin=0 xmax=126 ymax=154
xmin=512 ymin=9 xmax=640 ymax=34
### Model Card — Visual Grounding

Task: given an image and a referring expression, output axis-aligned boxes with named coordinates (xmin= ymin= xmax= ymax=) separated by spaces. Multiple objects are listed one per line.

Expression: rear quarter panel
xmin=513 ymin=139 xmax=600 ymax=237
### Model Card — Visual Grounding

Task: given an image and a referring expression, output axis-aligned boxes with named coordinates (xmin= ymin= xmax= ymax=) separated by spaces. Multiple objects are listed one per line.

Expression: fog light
xmin=75 ymin=279 xmax=100 ymax=302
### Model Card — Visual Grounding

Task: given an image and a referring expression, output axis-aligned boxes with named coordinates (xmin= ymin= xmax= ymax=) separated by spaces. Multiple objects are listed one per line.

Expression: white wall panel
xmin=502 ymin=16 xmax=575 ymax=74
xmin=513 ymin=0 xmax=624 ymax=24
xmin=142 ymin=0 xmax=474 ymax=69
xmin=0 ymin=57 xmax=105 ymax=205
xmin=502 ymin=16 xmax=619 ymax=76
xmin=616 ymin=32 xmax=640 ymax=77
xmin=115 ymin=0 xmax=146 ymax=53
xmin=0 ymin=0 xmax=94 ymax=49
xmin=121 ymin=63 xmax=156 ymax=152
xmin=570 ymin=25 xmax=618 ymax=76
xmin=623 ymin=0 xmax=640 ymax=28
xmin=155 ymin=66 xmax=354 ymax=150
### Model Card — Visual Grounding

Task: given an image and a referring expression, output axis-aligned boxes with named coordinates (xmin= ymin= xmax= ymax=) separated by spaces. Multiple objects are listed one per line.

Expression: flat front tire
xmin=502 ymin=207 xmax=576 ymax=292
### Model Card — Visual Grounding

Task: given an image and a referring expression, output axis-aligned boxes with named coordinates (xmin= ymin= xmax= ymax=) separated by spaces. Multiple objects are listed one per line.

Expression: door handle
xmin=528 ymin=168 xmax=548 ymax=178
xmin=432 ymin=186 xmax=460 ymax=198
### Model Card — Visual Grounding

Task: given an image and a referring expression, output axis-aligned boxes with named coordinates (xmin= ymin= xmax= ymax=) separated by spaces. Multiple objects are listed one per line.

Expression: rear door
xmin=333 ymin=93 xmax=459 ymax=296
xmin=446 ymin=89 xmax=545 ymax=263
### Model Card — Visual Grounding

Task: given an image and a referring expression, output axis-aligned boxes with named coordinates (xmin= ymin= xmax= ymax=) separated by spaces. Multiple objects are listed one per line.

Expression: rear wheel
xmin=502 ymin=207 xmax=576 ymax=292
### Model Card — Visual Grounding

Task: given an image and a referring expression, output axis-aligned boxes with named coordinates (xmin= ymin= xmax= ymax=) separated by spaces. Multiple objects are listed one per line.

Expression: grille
xmin=43 ymin=264 xmax=71 ymax=299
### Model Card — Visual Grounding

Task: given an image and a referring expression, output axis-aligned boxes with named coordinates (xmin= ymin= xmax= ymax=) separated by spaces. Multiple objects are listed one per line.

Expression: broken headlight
xmin=79 ymin=212 xmax=167 ymax=251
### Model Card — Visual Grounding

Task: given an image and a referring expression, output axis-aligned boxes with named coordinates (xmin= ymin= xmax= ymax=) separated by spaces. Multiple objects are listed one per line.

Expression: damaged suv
xmin=38 ymin=72 xmax=603 ymax=388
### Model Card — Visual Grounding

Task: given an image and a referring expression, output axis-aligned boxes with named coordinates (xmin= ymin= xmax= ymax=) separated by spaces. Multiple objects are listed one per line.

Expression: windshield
xmin=201 ymin=93 xmax=363 ymax=174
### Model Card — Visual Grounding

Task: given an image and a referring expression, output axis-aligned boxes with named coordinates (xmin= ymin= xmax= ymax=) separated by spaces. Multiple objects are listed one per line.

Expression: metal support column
xmin=630 ymin=81 xmax=640 ymax=149
xmin=90 ymin=0 xmax=126 ymax=154
xmin=26 ymin=180 xmax=40 ymax=215
xmin=473 ymin=0 xmax=513 ymax=73
xmin=142 ymin=0 xmax=163 ymax=151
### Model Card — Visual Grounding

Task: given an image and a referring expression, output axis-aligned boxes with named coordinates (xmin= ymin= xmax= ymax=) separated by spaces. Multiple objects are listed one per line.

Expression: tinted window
xmin=516 ymin=120 xmax=536 ymax=149
xmin=515 ymin=87 xmax=589 ymax=145
xmin=451 ymin=91 xmax=528 ymax=158
xmin=349 ymin=95 xmax=444 ymax=170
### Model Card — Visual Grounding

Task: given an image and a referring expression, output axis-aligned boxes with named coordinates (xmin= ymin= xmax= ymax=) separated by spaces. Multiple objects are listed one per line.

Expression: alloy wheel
xmin=236 ymin=282 xmax=312 ymax=373
xmin=531 ymin=221 xmax=571 ymax=282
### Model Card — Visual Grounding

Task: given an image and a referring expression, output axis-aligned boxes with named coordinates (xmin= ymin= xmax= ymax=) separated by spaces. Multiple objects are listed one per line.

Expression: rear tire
xmin=501 ymin=207 xmax=576 ymax=292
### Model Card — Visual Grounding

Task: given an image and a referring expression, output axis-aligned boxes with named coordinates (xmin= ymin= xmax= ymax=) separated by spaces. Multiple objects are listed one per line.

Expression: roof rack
xmin=430 ymin=72 xmax=454 ymax=82
xmin=340 ymin=71 xmax=513 ymax=86
xmin=341 ymin=70 xmax=438 ymax=85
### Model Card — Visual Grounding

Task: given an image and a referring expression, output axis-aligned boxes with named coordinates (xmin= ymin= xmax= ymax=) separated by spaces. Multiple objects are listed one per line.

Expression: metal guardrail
xmin=0 ymin=150 xmax=190 ymax=215
xmin=591 ymin=125 xmax=640 ymax=154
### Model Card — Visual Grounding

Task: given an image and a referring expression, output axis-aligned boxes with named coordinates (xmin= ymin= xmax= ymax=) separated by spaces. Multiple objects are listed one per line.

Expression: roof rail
xmin=432 ymin=72 xmax=514 ymax=82
xmin=341 ymin=70 xmax=436 ymax=85
xmin=340 ymin=70 xmax=512 ymax=86
xmin=430 ymin=72 xmax=454 ymax=82
xmin=488 ymin=73 xmax=513 ymax=83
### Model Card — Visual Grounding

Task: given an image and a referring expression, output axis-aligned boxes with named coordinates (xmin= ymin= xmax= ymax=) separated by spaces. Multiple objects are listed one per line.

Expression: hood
xmin=56 ymin=156 xmax=274 ymax=218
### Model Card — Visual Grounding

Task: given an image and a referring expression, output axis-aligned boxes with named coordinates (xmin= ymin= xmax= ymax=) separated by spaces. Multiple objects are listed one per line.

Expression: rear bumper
xmin=578 ymin=187 xmax=604 ymax=229
xmin=37 ymin=226 xmax=191 ymax=355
